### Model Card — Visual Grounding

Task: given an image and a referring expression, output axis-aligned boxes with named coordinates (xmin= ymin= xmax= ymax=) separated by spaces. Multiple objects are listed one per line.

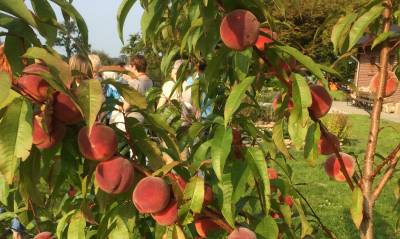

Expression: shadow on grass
xmin=341 ymin=210 xmax=396 ymax=239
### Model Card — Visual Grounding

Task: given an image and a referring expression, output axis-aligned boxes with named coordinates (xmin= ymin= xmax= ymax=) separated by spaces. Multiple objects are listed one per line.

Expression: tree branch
xmin=371 ymin=143 xmax=400 ymax=178
xmin=372 ymin=149 xmax=400 ymax=200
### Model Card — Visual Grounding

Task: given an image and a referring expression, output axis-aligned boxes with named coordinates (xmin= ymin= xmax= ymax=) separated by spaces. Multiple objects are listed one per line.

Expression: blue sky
xmin=61 ymin=0 xmax=143 ymax=57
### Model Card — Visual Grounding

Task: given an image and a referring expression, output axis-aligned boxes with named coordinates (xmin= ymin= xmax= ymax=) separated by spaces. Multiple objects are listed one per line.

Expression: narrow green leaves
xmin=331 ymin=13 xmax=358 ymax=54
xmin=224 ymin=76 xmax=255 ymax=126
xmin=67 ymin=212 xmax=86 ymax=239
xmin=183 ymin=177 xmax=205 ymax=214
xmin=75 ymin=79 xmax=105 ymax=130
xmin=304 ymin=123 xmax=320 ymax=165
xmin=0 ymin=0 xmax=37 ymax=28
xmin=348 ymin=5 xmax=385 ymax=51
xmin=0 ymin=97 xmax=32 ymax=184
xmin=211 ymin=126 xmax=232 ymax=181
xmin=272 ymin=120 xmax=291 ymax=159
xmin=372 ymin=31 xmax=399 ymax=49
xmin=255 ymin=216 xmax=279 ymax=239
xmin=220 ymin=172 xmax=235 ymax=227
xmin=117 ymin=0 xmax=138 ymax=43
xmin=0 ymin=72 xmax=11 ymax=104
xmin=350 ymin=187 xmax=364 ymax=229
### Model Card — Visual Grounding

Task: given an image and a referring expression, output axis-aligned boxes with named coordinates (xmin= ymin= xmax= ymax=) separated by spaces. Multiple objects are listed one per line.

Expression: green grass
xmin=287 ymin=115 xmax=400 ymax=238
xmin=330 ymin=90 xmax=348 ymax=102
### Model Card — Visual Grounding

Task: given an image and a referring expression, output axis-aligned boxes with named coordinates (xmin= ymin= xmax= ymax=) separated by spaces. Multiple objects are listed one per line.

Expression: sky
xmin=58 ymin=0 xmax=144 ymax=57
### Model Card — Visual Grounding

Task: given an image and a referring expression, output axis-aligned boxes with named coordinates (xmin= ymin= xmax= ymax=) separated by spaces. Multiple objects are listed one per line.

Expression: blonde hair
xmin=69 ymin=54 xmax=92 ymax=81
xmin=89 ymin=54 xmax=102 ymax=73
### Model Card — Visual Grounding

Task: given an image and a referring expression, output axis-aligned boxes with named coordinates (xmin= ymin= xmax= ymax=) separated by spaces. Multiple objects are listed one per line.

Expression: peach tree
xmin=0 ymin=0 xmax=398 ymax=238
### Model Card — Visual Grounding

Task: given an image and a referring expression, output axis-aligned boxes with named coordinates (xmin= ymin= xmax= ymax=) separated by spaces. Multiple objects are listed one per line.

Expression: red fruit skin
xmin=232 ymin=128 xmax=242 ymax=145
xmin=220 ymin=9 xmax=260 ymax=51
xmin=325 ymin=153 xmax=356 ymax=182
xmin=32 ymin=117 xmax=66 ymax=150
xmin=272 ymin=94 xmax=294 ymax=112
xmin=255 ymin=28 xmax=276 ymax=51
xmin=34 ymin=232 xmax=54 ymax=239
xmin=17 ymin=64 xmax=50 ymax=102
xmin=132 ymin=176 xmax=171 ymax=214
xmin=267 ymin=168 xmax=278 ymax=180
xmin=95 ymin=156 xmax=134 ymax=194
xmin=53 ymin=92 xmax=83 ymax=124
xmin=195 ymin=218 xmax=222 ymax=238
xmin=78 ymin=124 xmax=117 ymax=161
xmin=204 ymin=184 xmax=214 ymax=205
xmin=318 ymin=132 xmax=340 ymax=155
xmin=279 ymin=195 xmax=294 ymax=207
xmin=228 ymin=227 xmax=257 ymax=239
xmin=309 ymin=85 xmax=332 ymax=118
xmin=151 ymin=200 xmax=178 ymax=226
xmin=369 ymin=70 xmax=399 ymax=97
xmin=67 ymin=185 xmax=77 ymax=197
xmin=167 ymin=173 xmax=187 ymax=191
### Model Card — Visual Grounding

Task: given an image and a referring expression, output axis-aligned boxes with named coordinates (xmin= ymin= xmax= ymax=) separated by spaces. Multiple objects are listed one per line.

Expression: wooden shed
xmin=353 ymin=31 xmax=400 ymax=113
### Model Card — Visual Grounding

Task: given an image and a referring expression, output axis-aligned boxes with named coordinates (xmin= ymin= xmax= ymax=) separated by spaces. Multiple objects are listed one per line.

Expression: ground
xmin=287 ymin=115 xmax=400 ymax=238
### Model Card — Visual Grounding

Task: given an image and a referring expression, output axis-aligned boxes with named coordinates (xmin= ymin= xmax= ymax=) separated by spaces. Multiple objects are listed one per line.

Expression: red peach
xmin=132 ymin=176 xmax=171 ymax=214
xmin=267 ymin=168 xmax=278 ymax=180
xmin=195 ymin=218 xmax=222 ymax=238
xmin=32 ymin=115 xmax=66 ymax=150
xmin=255 ymin=28 xmax=277 ymax=51
xmin=78 ymin=123 xmax=117 ymax=161
xmin=151 ymin=199 xmax=178 ymax=226
xmin=167 ymin=173 xmax=186 ymax=192
xmin=232 ymin=128 xmax=242 ymax=145
xmin=220 ymin=9 xmax=260 ymax=51
xmin=228 ymin=227 xmax=257 ymax=239
xmin=95 ymin=156 xmax=134 ymax=194
xmin=204 ymin=184 xmax=214 ymax=205
xmin=309 ymin=85 xmax=332 ymax=118
xmin=369 ymin=70 xmax=398 ymax=97
xmin=53 ymin=92 xmax=83 ymax=125
xmin=325 ymin=153 xmax=356 ymax=182
xmin=17 ymin=64 xmax=50 ymax=102
xmin=34 ymin=232 xmax=54 ymax=239
xmin=279 ymin=195 xmax=294 ymax=207
xmin=318 ymin=132 xmax=340 ymax=155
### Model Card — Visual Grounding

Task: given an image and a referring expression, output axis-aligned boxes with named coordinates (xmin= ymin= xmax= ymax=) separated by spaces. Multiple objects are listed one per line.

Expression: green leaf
xmin=233 ymin=49 xmax=252 ymax=79
xmin=0 ymin=174 xmax=9 ymax=205
xmin=4 ymin=35 xmax=26 ymax=76
xmin=272 ymin=120 xmax=291 ymax=159
xmin=56 ymin=210 xmax=76 ymax=239
xmin=0 ymin=97 xmax=32 ymax=184
xmin=231 ymin=160 xmax=251 ymax=204
xmin=117 ymin=0 xmax=138 ymax=43
xmin=67 ymin=212 xmax=86 ymax=239
xmin=350 ymin=187 xmax=364 ymax=229
xmin=0 ymin=13 xmax=41 ymax=47
xmin=31 ymin=0 xmax=58 ymax=46
xmin=220 ymin=172 xmax=235 ymax=227
xmin=23 ymin=47 xmax=72 ymax=88
xmin=331 ymin=13 xmax=358 ymax=54
xmin=348 ymin=5 xmax=385 ymax=51
xmin=50 ymin=0 xmax=89 ymax=47
xmin=224 ymin=76 xmax=255 ymax=126
xmin=245 ymin=147 xmax=271 ymax=212
xmin=293 ymin=199 xmax=313 ymax=238
xmin=0 ymin=72 xmax=11 ymax=104
xmin=372 ymin=31 xmax=399 ymax=49
xmin=160 ymin=47 xmax=179 ymax=77
xmin=255 ymin=216 xmax=279 ymax=239
xmin=183 ymin=176 xmax=205 ymax=214
xmin=275 ymin=44 xmax=325 ymax=80
xmin=304 ymin=123 xmax=320 ymax=165
xmin=211 ymin=126 xmax=232 ymax=181
xmin=109 ymin=216 xmax=130 ymax=239
xmin=0 ymin=90 xmax=19 ymax=110
xmin=75 ymin=79 xmax=105 ymax=130
xmin=0 ymin=0 xmax=37 ymax=28
xmin=190 ymin=140 xmax=212 ymax=174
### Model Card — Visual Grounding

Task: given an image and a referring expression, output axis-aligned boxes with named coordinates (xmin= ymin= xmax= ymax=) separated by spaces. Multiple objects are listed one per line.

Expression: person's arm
xmin=157 ymin=82 xmax=172 ymax=109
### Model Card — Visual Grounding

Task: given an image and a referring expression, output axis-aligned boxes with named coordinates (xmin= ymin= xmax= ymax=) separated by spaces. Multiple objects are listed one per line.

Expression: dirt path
xmin=330 ymin=101 xmax=400 ymax=123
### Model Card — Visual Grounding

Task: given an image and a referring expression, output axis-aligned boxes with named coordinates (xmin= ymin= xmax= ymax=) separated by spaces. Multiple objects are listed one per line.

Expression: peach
xmin=369 ymin=70 xmax=398 ymax=97
xmin=228 ymin=227 xmax=257 ymax=239
xmin=32 ymin=115 xmax=66 ymax=150
xmin=195 ymin=218 xmax=222 ymax=238
xmin=132 ymin=176 xmax=171 ymax=213
xmin=151 ymin=200 xmax=178 ymax=226
xmin=17 ymin=64 xmax=49 ymax=102
xmin=220 ymin=10 xmax=260 ymax=51
xmin=318 ymin=132 xmax=340 ymax=155
xmin=255 ymin=28 xmax=276 ymax=51
xmin=53 ymin=92 xmax=83 ymax=125
xmin=78 ymin=123 xmax=117 ymax=161
xmin=325 ymin=153 xmax=356 ymax=182
xmin=167 ymin=173 xmax=187 ymax=191
xmin=232 ymin=128 xmax=242 ymax=145
xmin=34 ymin=232 xmax=54 ymax=239
xmin=95 ymin=156 xmax=134 ymax=194
xmin=267 ymin=168 xmax=278 ymax=180
xmin=309 ymin=85 xmax=332 ymax=118
xmin=279 ymin=195 xmax=294 ymax=207
xmin=204 ymin=184 xmax=214 ymax=205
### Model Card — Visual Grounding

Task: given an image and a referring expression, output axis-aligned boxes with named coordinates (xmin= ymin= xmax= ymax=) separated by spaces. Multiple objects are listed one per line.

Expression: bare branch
xmin=372 ymin=149 xmax=400 ymax=200
xmin=372 ymin=143 xmax=400 ymax=178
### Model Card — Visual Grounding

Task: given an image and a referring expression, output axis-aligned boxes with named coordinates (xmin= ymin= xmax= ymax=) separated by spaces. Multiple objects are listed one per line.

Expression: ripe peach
xmin=53 ymin=92 xmax=83 ymax=125
xmin=267 ymin=168 xmax=278 ymax=180
xmin=325 ymin=153 xmax=356 ymax=182
xmin=34 ymin=232 xmax=54 ymax=239
xmin=167 ymin=173 xmax=186 ymax=191
xmin=204 ymin=184 xmax=214 ymax=205
xmin=32 ymin=115 xmax=66 ymax=150
xmin=95 ymin=156 xmax=134 ymax=194
xmin=151 ymin=200 xmax=178 ymax=226
xmin=228 ymin=227 xmax=257 ymax=239
xmin=369 ymin=70 xmax=398 ymax=97
xmin=132 ymin=176 xmax=171 ymax=213
xmin=309 ymin=85 xmax=332 ymax=118
xmin=220 ymin=9 xmax=260 ymax=51
xmin=255 ymin=28 xmax=276 ymax=51
xmin=78 ymin=123 xmax=117 ymax=161
xmin=232 ymin=128 xmax=242 ymax=145
xmin=195 ymin=218 xmax=222 ymax=238
xmin=17 ymin=64 xmax=49 ymax=102
xmin=279 ymin=195 xmax=294 ymax=207
xmin=318 ymin=132 xmax=340 ymax=155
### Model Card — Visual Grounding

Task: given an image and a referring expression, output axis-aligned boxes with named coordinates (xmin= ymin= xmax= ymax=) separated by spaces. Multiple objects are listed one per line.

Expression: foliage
xmin=55 ymin=20 xmax=90 ymax=58
xmin=322 ymin=113 xmax=352 ymax=143
xmin=91 ymin=50 xmax=117 ymax=66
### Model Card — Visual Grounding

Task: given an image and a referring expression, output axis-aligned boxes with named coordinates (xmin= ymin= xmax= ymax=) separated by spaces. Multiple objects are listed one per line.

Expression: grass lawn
xmin=287 ymin=115 xmax=400 ymax=238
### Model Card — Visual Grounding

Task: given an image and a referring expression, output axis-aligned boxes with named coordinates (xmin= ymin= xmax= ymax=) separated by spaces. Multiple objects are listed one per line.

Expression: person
xmin=69 ymin=54 xmax=92 ymax=86
xmin=88 ymin=54 xmax=102 ymax=79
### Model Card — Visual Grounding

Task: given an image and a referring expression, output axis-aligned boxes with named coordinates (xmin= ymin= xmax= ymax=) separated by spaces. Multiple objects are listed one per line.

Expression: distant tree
xmin=121 ymin=33 xmax=163 ymax=85
xmin=55 ymin=20 xmax=90 ymax=58
xmin=91 ymin=50 xmax=116 ymax=66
